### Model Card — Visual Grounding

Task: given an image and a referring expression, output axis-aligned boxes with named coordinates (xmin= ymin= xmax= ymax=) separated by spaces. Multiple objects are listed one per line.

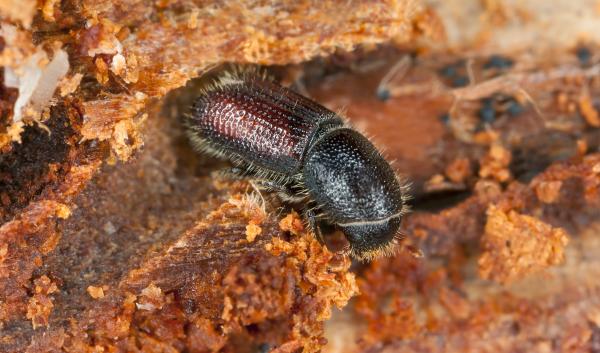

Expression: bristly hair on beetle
xmin=184 ymin=64 xmax=411 ymax=261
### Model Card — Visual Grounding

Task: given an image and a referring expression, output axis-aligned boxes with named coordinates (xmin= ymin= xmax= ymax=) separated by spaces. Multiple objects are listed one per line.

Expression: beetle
xmin=184 ymin=66 xmax=410 ymax=260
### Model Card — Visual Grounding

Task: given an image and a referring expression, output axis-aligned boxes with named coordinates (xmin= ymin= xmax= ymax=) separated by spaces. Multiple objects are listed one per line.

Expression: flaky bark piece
xmin=478 ymin=206 xmax=569 ymax=283
xmin=22 ymin=195 xmax=356 ymax=353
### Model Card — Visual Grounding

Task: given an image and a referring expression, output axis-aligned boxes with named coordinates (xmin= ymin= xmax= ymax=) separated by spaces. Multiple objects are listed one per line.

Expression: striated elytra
xmin=185 ymin=67 xmax=410 ymax=260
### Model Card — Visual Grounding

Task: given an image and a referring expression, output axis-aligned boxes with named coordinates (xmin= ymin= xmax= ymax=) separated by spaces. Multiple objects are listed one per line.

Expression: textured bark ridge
xmin=1 ymin=1 xmax=600 ymax=353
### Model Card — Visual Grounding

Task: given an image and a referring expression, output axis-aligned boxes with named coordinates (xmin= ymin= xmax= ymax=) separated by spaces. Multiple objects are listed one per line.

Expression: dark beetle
xmin=185 ymin=67 xmax=409 ymax=260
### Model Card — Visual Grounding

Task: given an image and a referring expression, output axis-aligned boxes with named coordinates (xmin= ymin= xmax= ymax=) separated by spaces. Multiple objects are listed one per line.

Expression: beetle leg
xmin=218 ymin=168 xmax=293 ymax=192
xmin=217 ymin=167 xmax=308 ymax=206
xmin=304 ymin=208 xmax=326 ymax=244
xmin=216 ymin=166 xmax=253 ymax=180
xmin=251 ymin=179 xmax=307 ymax=203
xmin=251 ymin=179 xmax=287 ymax=192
